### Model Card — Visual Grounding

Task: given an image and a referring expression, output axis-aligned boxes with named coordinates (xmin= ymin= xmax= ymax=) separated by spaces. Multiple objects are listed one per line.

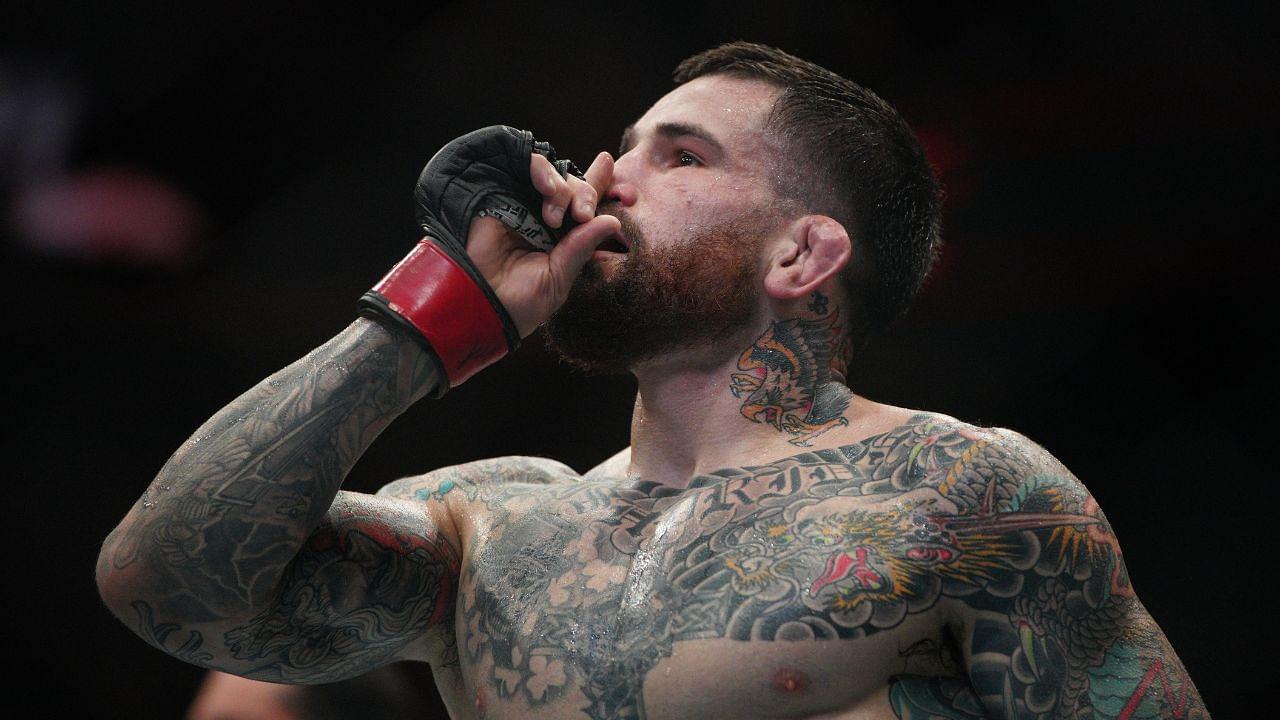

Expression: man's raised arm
xmin=95 ymin=318 xmax=448 ymax=679
xmin=95 ymin=128 xmax=621 ymax=681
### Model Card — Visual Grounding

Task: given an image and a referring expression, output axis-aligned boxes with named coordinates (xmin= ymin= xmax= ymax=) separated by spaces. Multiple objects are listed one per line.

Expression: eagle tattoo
xmin=729 ymin=302 xmax=850 ymax=446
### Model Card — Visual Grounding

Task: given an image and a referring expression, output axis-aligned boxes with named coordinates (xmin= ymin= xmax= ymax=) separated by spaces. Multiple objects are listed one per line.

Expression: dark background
xmin=3 ymin=2 xmax=1272 ymax=717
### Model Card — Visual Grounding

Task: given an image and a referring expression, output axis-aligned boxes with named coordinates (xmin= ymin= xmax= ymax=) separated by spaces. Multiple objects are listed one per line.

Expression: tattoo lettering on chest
xmin=452 ymin=418 xmax=1148 ymax=719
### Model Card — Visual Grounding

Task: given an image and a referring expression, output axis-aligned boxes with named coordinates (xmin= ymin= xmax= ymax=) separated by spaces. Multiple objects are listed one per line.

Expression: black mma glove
xmin=358 ymin=125 xmax=584 ymax=395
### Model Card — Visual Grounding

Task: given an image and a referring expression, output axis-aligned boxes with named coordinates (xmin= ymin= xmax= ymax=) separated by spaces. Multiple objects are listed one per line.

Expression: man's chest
xmin=446 ymin=441 xmax=988 ymax=719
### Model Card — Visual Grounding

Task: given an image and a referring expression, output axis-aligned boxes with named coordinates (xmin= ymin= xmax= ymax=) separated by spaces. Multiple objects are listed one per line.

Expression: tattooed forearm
xmin=97 ymin=318 xmax=439 ymax=623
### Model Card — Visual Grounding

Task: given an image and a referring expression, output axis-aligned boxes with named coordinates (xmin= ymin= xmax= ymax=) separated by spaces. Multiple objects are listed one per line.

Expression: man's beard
xmin=544 ymin=205 xmax=774 ymax=375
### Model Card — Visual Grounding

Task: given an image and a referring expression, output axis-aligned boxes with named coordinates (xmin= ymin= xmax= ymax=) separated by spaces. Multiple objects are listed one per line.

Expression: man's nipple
xmin=771 ymin=666 xmax=811 ymax=694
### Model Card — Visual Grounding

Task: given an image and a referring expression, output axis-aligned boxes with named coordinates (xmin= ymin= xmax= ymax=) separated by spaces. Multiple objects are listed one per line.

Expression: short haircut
xmin=673 ymin=42 xmax=942 ymax=350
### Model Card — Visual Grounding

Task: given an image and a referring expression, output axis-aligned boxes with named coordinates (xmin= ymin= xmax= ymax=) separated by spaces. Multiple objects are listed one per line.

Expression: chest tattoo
xmin=451 ymin=417 xmax=1143 ymax=719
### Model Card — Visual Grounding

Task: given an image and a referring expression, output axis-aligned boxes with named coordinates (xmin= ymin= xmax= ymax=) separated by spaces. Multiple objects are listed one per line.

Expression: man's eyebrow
xmin=618 ymin=122 xmax=725 ymax=156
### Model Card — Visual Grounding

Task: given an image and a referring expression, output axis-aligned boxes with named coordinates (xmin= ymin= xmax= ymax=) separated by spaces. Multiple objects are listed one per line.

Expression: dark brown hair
xmin=674 ymin=41 xmax=942 ymax=350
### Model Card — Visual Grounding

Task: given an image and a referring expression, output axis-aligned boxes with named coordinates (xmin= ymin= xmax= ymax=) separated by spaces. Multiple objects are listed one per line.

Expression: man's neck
xmin=625 ymin=309 xmax=860 ymax=488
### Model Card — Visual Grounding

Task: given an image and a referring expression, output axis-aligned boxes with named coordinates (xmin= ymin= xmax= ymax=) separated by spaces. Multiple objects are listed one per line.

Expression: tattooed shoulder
xmin=377 ymin=455 xmax=582 ymax=504
xmin=582 ymin=446 xmax=631 ymax=481
xmin=928 ymin=426 xmax=1210 ymax=719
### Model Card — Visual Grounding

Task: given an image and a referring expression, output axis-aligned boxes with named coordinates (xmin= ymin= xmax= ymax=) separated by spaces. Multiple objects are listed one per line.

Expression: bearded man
xmin=97 ymin=42 xmax=1209 ymax=719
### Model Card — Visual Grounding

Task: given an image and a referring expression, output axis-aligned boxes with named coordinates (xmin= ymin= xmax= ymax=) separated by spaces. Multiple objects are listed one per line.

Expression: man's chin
xmin=540 ymin=342 xmax=639 ymax=377
xmin=543 ymin=294 xmax=756 ymax=378
xmin=542 ymin=306 xmax=647 ymax=377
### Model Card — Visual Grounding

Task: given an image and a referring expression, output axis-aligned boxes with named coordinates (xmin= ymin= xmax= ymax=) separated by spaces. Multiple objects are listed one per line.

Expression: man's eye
xmin=677 ymin=151 xmax=701 ymax=167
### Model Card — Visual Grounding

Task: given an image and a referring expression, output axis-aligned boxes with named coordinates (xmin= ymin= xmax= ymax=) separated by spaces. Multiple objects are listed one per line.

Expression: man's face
xmin=546 ymin=75 xmax=789 ymax=373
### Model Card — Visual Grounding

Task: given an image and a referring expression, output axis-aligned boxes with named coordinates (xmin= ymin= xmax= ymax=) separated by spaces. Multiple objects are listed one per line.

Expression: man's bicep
xmin=218 ymin=490 xmax=461 ymax=683
xmin=949 ymin=430 xmax=1209 ymax=718
xmin=953 ymin=586 xmax=1208 ymax=719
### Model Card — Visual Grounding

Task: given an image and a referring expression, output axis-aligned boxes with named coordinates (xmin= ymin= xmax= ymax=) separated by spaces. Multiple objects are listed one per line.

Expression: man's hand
xmin=361 ymin=127 xmax=622 ymax=392
xmin=468 ymin=151 xmax=621 ymax=337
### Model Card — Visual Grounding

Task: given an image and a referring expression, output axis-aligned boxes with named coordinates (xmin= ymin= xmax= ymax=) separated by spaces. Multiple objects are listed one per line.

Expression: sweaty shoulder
xmin=583 ymin=446 xmax=632 ymax=481
xmin=376 ymin=455 xmax=582 ymax=504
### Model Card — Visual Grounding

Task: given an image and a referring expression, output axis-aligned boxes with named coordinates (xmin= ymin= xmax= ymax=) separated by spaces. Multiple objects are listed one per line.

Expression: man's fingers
xmin=530 ymin=154 xmax=570 ymax=228
xmin=583 ymin=152 xmax=614 ymax=198
xmin=548 ymin=214 xmax=622 ymax=289
xmin=544 ymin=174 xmax=593 ymax=228
xmin=566 ymin=152 xmax=612 ymax=223
xmin=529 ymin=153 xmax=560 ymax=197
xmin=567 ymin=179 xmax=598 ymax=224
xmin=533 ymin=151 xmax=614 ymax=228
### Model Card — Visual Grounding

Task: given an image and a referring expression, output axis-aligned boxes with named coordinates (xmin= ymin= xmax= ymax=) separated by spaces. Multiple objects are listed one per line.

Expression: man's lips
xmin=591 ymin=249 xmax=627 ymax=264
xmin=591 ymin=221 xmax=630 ymax=259
xmin=596 ymin=235 xmax=629 ymax=253
xmin=594 ymin=207 xmax=633 ymax=252
xmin=590 ymin=236 xmax=627 ymax=267
xmin=591 ymin=248 xmax=627 ymax=267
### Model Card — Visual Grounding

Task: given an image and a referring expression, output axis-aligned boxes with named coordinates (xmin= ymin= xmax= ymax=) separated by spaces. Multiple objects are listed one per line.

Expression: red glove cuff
xmin=366 ymin=239 xmax=509 ymax=388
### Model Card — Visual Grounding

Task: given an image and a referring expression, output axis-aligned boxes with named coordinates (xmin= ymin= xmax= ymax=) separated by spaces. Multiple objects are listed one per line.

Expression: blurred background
xmin=3 ymin=1 xmax=1271 ymax=717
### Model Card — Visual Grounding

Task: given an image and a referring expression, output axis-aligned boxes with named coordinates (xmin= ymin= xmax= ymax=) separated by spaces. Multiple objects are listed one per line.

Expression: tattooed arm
xmin=95 ymin=318 xmax=459 ymax=682
xmin=93 ymin=134 xmax=620 ymax=682
xmin=946 ymin=430 xmax=1209 ymax=719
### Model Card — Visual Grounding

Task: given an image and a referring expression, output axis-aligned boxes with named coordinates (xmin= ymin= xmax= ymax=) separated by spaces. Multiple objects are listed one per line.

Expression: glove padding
xmin=359 ymin=125 xmax=583 ymax=395
xmin=416 ymin=124 xmax=586 ymax=254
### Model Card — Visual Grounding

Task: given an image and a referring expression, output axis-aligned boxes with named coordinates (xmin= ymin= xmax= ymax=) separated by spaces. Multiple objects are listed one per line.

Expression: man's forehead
xmin=621 ymin=75 xmax=780 ymax=153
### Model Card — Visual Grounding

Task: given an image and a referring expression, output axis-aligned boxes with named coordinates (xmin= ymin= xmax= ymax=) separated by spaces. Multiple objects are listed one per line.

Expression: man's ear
xmin=763 ymin=216 xmax=852 ymax=300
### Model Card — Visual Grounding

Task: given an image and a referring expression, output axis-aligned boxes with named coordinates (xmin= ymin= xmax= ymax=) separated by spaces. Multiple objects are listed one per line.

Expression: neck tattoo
xmin=728 ymin=291 xmax=853 ymax=446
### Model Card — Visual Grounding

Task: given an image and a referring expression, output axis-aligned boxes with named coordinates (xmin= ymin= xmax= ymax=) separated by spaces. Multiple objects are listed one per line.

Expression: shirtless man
xmin=96 ymin=42 xmax=1209 ymax=719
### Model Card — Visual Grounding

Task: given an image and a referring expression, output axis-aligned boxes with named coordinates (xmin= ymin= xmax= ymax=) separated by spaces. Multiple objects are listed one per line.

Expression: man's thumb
xmin=548 ymin=214 xmax=623 ymax=290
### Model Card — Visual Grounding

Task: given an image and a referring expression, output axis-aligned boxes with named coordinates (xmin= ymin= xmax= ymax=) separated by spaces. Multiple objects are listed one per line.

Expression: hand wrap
xmin=358 ymin=125 xmax=584 ymax=395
